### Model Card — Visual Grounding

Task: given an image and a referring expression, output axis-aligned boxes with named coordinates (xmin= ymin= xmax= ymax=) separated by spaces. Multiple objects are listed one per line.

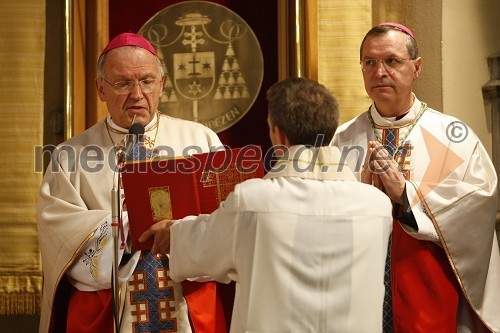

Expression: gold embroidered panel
xmin=0 ymin=0 xmax=45 ymax=315
xmin=317 ymin=0 xmax=372 ymax=124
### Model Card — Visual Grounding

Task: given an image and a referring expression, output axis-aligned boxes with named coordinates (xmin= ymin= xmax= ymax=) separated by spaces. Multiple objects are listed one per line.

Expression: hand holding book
xmin=122 ymin=146 xmax=265 ymax=251
xmin=138 ymin=219 xmax=175 ymax=256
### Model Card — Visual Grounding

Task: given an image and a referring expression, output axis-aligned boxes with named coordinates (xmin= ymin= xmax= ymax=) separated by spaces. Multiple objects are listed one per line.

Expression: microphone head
xmin=118 ymin=122 xmax=146 ymax=165
xmin=129 ymin=122 xmax=145 ymax=136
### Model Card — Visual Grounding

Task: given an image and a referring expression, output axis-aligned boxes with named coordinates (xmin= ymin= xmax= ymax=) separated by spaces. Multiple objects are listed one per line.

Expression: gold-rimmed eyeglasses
xmin=100 ymin=77 xmax=159 ymax=94
xmin=360 ymin=57 xmax=413 ymax=72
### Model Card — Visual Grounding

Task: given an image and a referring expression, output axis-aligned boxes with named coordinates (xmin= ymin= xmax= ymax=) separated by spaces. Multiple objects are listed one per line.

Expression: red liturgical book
xmin=121 ymin=146 xmax=265 ymax=251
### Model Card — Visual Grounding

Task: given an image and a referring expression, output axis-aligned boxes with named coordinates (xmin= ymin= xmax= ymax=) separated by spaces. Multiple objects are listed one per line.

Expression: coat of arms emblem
xmin=139 ymin=2 xmax=264 ymax=133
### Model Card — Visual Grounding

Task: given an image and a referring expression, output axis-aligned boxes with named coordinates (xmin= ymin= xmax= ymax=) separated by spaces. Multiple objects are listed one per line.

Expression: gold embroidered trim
xmin=0 ymin=293 xmax=41 ymax=315
xmin=410 ymin=182 xmax=493 ymax=332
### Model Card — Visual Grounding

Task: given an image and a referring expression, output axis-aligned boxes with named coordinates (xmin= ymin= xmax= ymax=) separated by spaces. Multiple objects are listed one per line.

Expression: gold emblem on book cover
xmin=149 ymin=186 xmax=173 ymax=222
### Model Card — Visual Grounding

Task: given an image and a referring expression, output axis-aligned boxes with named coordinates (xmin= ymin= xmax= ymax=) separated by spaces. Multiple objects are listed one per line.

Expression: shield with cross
xmin=139 ymin=1 xmax=264 ymax=132
xmin=173 ymin=51 xmax=215 ymax=101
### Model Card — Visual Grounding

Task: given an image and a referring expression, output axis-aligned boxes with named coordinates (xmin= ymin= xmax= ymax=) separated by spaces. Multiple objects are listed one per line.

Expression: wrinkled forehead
xmin=362 ymin=31 xmax=409 ymax=58
xmin=102 ymin=46 xmax=160 ymax=76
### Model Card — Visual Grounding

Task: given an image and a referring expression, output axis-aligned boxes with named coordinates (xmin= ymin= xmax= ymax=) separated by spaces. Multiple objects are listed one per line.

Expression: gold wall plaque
xmin=139 ymin=1 xmax=264 ymax=133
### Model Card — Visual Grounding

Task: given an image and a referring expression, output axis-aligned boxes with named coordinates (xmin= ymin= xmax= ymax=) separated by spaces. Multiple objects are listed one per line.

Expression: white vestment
xmin=37 ymin=113 xmax=222 ymax=333
xmin=332 ymin=97 xmax=500 ymax=332
xmin=169 ymin=145 xmax=393 ymax=333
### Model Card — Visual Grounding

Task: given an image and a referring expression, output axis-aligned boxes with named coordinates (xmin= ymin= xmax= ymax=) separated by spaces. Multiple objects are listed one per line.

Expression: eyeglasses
xmin=100 ymin=77 xmax=159 ymax=94
xmin=360 ymin=57 xmax=413 ymax=72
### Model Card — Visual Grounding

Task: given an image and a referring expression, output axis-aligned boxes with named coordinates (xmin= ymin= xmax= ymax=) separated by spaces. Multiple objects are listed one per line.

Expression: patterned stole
xmin=127 ymin=134 xmax=152 ymax=161
xmin=124 ymin=137 xmax=228 ymax=333
xmin=380 ymin=125 xmax=461 ymax=332
xmin=129 ymin=251 xmax=177 ymax=332
xmin=123 ymin=136 xmax=179 ymax=332
xmin=381 ymin=128 xmax=398 ymax=333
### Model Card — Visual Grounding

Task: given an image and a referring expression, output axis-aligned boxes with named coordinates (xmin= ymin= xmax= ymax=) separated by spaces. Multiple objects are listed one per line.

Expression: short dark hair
xmin=359 ymin=25 xmax=419 ymax=60
xmin=266 ymin=78 xmax=339 ymax=146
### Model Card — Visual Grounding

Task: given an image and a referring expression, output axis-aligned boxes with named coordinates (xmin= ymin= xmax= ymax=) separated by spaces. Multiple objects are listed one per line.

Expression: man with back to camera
xmin=332 ymin=22 xmax=500 ymax=332
xmin=140 ymin=77 xmax=394 ymax=332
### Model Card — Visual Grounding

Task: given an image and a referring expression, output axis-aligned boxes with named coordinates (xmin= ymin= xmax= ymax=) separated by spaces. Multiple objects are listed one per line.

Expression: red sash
xmin=391 ymin=221 xmax=459 ymax=332
xmin=182 ymin=281 xmax=229 ymax=333
xmin=66 ymin=288 xmax=113 ymax=333
xmin=66 ymin=282 xmax=229 ymax=333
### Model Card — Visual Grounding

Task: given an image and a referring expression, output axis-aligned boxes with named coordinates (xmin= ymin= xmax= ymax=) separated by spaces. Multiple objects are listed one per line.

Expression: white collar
xmin=106 ymin=113 xmax=158 ymax=133
xmin=370 ymin=96 xmax=423 ymax=127
xmin=265 ymin=145 xmax=357 ymax=181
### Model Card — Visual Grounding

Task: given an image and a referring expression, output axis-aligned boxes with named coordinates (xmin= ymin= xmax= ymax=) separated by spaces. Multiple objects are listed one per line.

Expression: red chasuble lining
xmin=391 ymin=221 xmax=459 ymax=332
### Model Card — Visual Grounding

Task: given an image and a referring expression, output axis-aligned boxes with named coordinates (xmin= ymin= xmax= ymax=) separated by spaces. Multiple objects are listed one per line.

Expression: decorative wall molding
xmin=482 ymin=55 xmax=500 ymax=232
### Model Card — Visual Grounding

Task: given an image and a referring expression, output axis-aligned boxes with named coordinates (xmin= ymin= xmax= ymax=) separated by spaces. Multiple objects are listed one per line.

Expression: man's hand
xmin=139 ymin=219 xmax=175 ymax=256
xmin=361 ymin=141 xmax=405 ymax=204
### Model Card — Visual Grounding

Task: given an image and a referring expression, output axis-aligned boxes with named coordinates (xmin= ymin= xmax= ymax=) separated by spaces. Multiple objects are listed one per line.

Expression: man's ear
xmin=158 ymin=74 xmax=165 ymax=98
xmin=413 ymin=57 xmax=422 ymax=80
xmin=95 ymin=78 xmax=106 ymax=101
xmin=275 ymin=126 xmax=291 ymax=147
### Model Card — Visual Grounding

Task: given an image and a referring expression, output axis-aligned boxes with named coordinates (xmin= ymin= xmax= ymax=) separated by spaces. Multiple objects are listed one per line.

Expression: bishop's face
xmin=361 ymin=30 xmax=421 ymax=117
xmin=96 ymin=46 xmax=164 ymax=128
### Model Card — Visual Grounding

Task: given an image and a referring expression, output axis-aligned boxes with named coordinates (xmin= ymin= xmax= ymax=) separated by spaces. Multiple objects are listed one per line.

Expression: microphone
xmin=118 ymin=122 xmax=145 ymax=164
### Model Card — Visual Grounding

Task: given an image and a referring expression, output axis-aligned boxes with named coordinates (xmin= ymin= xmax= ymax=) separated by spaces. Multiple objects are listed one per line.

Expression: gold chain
xmin=368 ymin=102 xmax=427 ymax=158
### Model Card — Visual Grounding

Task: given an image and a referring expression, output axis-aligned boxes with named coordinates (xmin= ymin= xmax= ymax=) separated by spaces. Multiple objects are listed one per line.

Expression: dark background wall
xmin=109 ymin=0 xmax=277 ymax=156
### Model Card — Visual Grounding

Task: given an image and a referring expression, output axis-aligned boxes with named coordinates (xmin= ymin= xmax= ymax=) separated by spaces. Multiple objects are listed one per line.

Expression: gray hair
xmin=97 ymin=46 xmax=164 ymax=79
